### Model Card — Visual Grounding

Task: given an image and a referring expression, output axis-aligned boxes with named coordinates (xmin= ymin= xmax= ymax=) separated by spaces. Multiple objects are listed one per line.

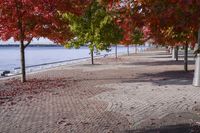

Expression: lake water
xmin=0 ymin=45 xmax=147 ymax=74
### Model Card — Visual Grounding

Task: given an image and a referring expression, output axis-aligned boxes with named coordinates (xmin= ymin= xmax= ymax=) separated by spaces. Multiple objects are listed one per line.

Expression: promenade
xmin=0 ymin=48 xmax=200 ymax=133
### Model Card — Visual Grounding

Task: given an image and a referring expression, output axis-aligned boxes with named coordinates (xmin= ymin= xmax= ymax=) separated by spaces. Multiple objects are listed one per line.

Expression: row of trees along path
xmin=99 ymin=0 xmax=200 ymax=86
xmin=1 ymin=0 xmax=200 ymax=86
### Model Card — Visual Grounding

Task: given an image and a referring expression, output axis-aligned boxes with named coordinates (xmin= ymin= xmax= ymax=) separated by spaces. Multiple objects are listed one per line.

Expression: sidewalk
xmin=0 ymin=48 xmax=200 ymax=133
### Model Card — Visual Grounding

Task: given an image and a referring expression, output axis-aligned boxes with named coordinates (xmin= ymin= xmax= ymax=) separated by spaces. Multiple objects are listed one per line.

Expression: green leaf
xmin=62 ymin=0 xmax=123 ymax=51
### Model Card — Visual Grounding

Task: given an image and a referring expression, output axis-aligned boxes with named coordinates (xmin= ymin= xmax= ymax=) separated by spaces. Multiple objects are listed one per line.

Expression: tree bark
xmin=135 ymin=44 xmax=137 ymax=54
xmin=175 ymin=46 xmax=179 ymax=61
xmin=115 ymin=44 xmax=117 ymax=59
xmin=20 ymin=42 xmax=26 ymax=82
xmin=184 ymin=43 xmax=188 ymax=72
xmin=169 ymin=46 xmax=172 ymax=54
xmin=17 ymin=5 xmax=26 ymax=82
xmin=193 ymin=28 xmax=200 ymax=86
xmin=91 ymin=49 xmax=94 ymax=65
xmin=127 ymin=45 xmax=130 ymax=56
xmin=16 ymin=1 xmax=26 ymax=82
xmin=172 ymin=47 xmax=175 ymax=60
xmin=197 ymin=28 xmax=200 ymax=49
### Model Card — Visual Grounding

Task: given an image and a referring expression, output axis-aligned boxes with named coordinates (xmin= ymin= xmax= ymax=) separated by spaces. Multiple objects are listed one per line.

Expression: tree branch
xmin=24 ymin=38 xmax=33 ymax=49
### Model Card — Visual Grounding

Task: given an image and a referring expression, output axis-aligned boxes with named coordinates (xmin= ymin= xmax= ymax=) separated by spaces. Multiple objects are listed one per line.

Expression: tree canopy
xmin=0 ymin=0 xmax=91 ymax=82
xmin=64 ymin=0 xmax=123 ymax=50
xmin=100 ymin=0 xmax=200 ymax=47
xmin=0 ymin=0 xmax=91 ymax=44
xmin=63 ymin=0 xmax=123 ymax=64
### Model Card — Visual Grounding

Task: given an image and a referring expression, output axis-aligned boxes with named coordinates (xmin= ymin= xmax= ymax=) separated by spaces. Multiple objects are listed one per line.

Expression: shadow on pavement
xmin=151 ymin=55 xmax=195 ymax=59
xmin=123 ymin=70 xmax=194 ymax=86
xmin=125 ymin=124 xmax=200 ymax=133
xmin=125 ymin=60 xmax=195 ymax=66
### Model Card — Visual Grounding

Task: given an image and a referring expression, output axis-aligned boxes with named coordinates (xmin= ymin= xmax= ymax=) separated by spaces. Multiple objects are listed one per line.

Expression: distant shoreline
xmin=0 ymin=44 xmax=63 ymax=47
xmin=0 ymin=44 xmax=132 ymax=48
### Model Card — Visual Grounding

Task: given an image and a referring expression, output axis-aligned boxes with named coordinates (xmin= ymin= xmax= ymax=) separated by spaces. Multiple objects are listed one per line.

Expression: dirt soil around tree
xmin=0 ymin=48 xmax=200 ymax=133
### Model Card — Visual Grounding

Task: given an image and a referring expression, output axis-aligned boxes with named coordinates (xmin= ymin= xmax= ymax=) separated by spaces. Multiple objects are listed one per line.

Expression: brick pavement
xmin=0 ymin=49 xmax=199 ymax=133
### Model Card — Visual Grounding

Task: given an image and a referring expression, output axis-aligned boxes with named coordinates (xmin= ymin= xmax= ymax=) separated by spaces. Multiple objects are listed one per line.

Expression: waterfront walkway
xmin=0 ymin=48 xmax=200 ymax=133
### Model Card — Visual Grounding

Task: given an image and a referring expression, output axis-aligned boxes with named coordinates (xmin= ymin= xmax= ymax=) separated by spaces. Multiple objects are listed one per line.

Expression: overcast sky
xmin=0 ymin=38 xmax=54 ymax=44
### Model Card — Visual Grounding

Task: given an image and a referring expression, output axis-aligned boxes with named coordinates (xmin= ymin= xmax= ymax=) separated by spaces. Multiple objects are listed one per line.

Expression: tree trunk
xmin=17 ymin=8 xmax=26 ymax=82
xmin=169 ymin=47 xmax=172 ymax=54
xmin=91 ymin=49 xmax=94 ymax=65
xmin=197 ymin=28 xmax=200 ymax=49
xmin=172 ymin=47 xmax=175 ymax=60
xmin=193 ymin=28 xmax=200 ymax=86
xmin=20 ymin=42 xmax=26 ymax=82
xmin=127 ymin=45 xmax=130 ymax=56
xmin=135 ymin=44 xmax=137 ymax=54
xmin=115 ymin=44 xmax=118 ymax=59
xmin=175 ymin=46 xmax=179 ymax=61
xmin=184 ymin=43 xmax=188 ymax=72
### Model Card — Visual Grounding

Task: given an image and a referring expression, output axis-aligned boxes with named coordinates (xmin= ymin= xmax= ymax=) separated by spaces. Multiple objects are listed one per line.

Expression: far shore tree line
xmin=1 ymin=0 xmax=200 ymax=86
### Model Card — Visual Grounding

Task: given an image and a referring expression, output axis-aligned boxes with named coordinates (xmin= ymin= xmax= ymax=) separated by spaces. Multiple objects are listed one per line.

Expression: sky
xmin=0 ymin=38 xmax=54 ymax=45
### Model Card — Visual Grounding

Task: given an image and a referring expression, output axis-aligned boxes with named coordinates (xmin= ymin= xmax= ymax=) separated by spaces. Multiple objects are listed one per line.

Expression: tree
xmin=0 ymin=0 xmax=91 ymax=82
xmin=100 ymin=0 xmax=146 ymax=56
xmin=140 ymin=0 xmax=198 ymax=72
xmin=105 ymin=0 xmax=198 ymax=71
xmin=101 ymin=0 xmax=200 ymax=83
xmin=63 ymin=0 xmax=123 ymax=64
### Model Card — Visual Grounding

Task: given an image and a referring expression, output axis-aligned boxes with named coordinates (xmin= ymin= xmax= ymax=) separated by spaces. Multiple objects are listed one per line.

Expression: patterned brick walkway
xmin=0 ymin=49 xmax=200 ymax=133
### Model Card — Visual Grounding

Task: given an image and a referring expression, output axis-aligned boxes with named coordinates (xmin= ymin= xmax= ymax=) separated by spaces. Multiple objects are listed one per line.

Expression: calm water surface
xmin=0 ymin=46 xmax=140 ymax=71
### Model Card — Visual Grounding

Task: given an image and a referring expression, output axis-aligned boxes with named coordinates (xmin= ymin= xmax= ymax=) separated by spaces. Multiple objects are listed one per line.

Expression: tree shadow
xmin=125 ymin=124 xmax=200 ymax=133
xmin=151 ymin=55 xmax=195 ymax=59
xmin=150 ymin=55 xmax=172 ymax=59
xmin=124 ymin=60 xmax=195 ymax=66
xmin=143 ymin=52 xmax=170 ymax=56
xmin=123 ymin=70 xmax=194 ymax=86
xmin=79 ymin=63 xmax=102 ymax=66
xmin=72 ymin=70 xmax=193 ymax=86
xmin=154 ymin=52 xmax=171 ymax=56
